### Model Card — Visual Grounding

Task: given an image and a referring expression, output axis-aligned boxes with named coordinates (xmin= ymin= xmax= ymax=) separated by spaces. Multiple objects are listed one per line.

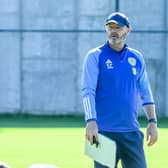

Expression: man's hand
xmin=146 ymin=122 xmax=158 ymax=146
xmin=85 ymin=120 xmax=99 ymax=145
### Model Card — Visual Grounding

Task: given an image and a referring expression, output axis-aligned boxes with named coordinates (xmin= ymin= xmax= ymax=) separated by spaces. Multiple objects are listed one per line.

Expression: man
xmin=82 ymin=12 xmax=158 ymax=168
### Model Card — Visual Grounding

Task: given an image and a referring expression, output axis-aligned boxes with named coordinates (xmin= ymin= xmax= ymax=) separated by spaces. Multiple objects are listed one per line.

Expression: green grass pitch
xmin=0 ymin=115 xmax=167 ymax=168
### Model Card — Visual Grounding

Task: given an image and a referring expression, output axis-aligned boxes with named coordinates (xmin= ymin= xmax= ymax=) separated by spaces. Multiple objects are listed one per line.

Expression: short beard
xmin=109 ymin=32 xmax=127 ymax=45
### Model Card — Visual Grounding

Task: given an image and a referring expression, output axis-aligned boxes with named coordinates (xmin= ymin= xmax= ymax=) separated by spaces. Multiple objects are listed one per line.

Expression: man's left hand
xmin=146 ymin=123 xmax=158 ymax=146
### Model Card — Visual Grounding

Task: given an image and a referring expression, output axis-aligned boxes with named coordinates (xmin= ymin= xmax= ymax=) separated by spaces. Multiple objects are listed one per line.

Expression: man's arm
xmin=82 ymin=49 xmax=100 ymax=144
xmin=143 ymin=104 xmax=158 ymax=146
xmin=137 ymin=56 xmax=158 ymax=146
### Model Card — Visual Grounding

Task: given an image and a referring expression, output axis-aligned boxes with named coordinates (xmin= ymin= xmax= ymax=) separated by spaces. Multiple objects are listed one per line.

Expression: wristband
xmin=148 ymin=118 xmax=157 ymax=123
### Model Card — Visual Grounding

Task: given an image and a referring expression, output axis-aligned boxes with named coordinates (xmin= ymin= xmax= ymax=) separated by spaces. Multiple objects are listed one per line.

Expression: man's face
xmin=105 ymin=22 xmax=130 ymax=45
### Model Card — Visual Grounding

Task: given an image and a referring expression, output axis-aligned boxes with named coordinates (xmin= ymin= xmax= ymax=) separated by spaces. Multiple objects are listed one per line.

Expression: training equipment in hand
xmin=85 ymin=133 xmax=116 ymax=168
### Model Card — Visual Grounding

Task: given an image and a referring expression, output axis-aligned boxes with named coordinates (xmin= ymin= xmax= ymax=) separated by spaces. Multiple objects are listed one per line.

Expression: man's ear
xmin=105 ymin=25 xmax=108 ymax=33
xmin=127 ymin=27 xmax=131 ymax=33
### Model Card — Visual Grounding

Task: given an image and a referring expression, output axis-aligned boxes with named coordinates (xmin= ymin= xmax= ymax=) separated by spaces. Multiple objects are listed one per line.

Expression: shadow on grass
xmin=0 ymin=114 xmax=85 ymax=128
xmin=0 ymin=114 xmax=167 ymax=128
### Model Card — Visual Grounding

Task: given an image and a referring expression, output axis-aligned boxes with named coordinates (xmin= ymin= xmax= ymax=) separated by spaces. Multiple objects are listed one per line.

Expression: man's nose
xmin=110 ymin=28 xmax=117 ymax=32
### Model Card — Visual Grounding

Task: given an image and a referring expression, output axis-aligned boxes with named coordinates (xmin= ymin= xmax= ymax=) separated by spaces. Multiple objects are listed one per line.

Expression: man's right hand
xmin=85 ymin=120 xmax=99 ymax=145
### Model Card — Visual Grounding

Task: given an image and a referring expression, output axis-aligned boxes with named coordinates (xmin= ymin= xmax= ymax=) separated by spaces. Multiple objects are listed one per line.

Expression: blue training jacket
xmin=82 ymin=42 xmax=154 ymax=132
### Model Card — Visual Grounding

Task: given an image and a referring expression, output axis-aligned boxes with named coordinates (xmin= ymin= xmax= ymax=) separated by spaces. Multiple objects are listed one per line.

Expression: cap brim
xmin=105 ymin=20 xmax=125 ymax=27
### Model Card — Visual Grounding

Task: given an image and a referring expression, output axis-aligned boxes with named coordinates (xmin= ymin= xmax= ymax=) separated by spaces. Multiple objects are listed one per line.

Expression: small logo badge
xmin=106 ymin=59 xmax=113 ymax=69
xmin=128 ymin=57 xmax=136 ymax=66
xmin=132 ymin=67 xmax=137 ymax=75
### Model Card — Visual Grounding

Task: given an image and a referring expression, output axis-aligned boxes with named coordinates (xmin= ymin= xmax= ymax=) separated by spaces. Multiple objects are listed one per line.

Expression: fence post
xmin=115 ymin=0 xmax=120 ymax=12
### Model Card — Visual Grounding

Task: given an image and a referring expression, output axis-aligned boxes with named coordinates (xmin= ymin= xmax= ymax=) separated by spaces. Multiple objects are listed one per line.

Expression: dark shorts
xmin=94 ymin=131 xmax=147 ymax=168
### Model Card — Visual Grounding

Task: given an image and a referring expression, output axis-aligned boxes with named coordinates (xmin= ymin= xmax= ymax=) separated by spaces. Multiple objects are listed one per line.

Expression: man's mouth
xmin=111 ymin=36 xmax=118 ymax=39
xmin=111 ymin=34 xmax=118 ymax=38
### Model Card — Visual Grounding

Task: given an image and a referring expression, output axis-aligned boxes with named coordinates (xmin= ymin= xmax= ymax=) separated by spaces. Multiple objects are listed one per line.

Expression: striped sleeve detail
xmin=83 ymin=95 xmax=96 ymax=121
xmin=83 ymin=96 xmax=92 ymax=120
xmin=82 ymin=48 xmax=100 ymax=122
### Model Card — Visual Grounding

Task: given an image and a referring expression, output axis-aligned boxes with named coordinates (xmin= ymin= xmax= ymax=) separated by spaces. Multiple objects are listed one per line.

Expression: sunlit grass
xmin=0 ymin=116 xmax=167 ymax=168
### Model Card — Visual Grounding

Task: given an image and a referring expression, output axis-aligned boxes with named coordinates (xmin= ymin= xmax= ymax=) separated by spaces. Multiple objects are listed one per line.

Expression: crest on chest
xmin=105 ymin=59 xmax=113 ymax=69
